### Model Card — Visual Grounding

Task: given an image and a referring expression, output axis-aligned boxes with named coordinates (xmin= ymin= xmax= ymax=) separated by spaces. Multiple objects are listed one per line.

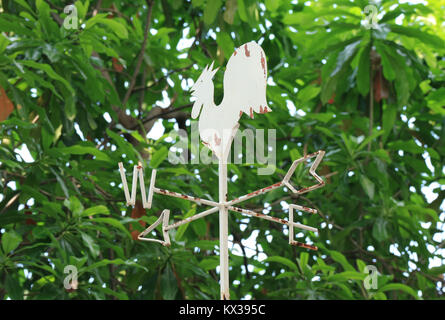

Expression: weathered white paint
xmin=117 ymin=41 xmax=327 ymax=300
xmin=191 ymin=41 xmax=269 ymax=159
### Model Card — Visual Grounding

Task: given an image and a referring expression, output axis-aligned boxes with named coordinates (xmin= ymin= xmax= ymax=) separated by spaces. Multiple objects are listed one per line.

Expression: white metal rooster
xmin=118 ymin=40 xmax=326 ymax=300
xmin=190 ymin=41 xmax=270 ymax=160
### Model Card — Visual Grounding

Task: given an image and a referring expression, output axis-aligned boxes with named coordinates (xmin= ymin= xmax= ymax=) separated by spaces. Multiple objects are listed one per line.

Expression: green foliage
xmin=0 ymin=0 xmax=444 ymax=300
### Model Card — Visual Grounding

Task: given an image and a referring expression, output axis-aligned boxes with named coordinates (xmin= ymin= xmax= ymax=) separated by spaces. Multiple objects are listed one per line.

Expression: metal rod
xmin=153 ymin=187 xmax=219 ymax=207
xmin=226 ymin=182 xmax=283 ymax=206
xmin=227 ymin=206 xmax=318 ymax=233
xmin=138 ymin=209 xmax=171 ymax=246
xmin=219 ymin=157 xmax=230 ymax=300
xmin=146 ymin=169 xmax=156 ymax=209
xmin=118 ymin=162 xmax=131 ymax=204
xmin=130 ymin=165 xmax=139 ymax=206
xmin=283 ymin=150 xmax=326 ymax=195
xmin=164 ymin=206 xmax=219 ymax=231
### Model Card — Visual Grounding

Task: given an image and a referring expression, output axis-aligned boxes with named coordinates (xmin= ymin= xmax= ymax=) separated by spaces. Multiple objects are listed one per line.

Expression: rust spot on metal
xmin=214 ymin=133 xmax=221 ymax=146
xmin=260 ymin=51 xmax=266 ymax=75
xmin=296 ymin=186 xmax=311 ymax=194
xmin=294 ymin=241 xmax=318 ymax=251
xmin=244 ymin=44 xmax=250 ymax=57
xmin=306 ymin=151 xmax=318 ymax=158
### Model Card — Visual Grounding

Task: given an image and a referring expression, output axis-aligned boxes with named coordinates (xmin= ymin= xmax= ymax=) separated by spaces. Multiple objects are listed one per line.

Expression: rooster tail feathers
xmin=223 ymin=41 xmax=270 ymax=119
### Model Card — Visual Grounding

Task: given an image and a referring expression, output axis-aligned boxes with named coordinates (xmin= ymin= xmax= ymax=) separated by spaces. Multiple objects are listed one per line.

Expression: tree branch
xmin=122 ymin=0 xmax=154 ymax=107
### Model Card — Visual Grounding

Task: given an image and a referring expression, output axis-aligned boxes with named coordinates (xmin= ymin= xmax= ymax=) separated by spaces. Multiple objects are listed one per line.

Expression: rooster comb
xmin=193 ymin=61 xmax=219 ymax=87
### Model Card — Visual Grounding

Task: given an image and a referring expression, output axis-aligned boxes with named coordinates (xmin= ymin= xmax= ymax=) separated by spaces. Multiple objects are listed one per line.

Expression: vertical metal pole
xmin=219 ymin=156 xmax=230 ymax=300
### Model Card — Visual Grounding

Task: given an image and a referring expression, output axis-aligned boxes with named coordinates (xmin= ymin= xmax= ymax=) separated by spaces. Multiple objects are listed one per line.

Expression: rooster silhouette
xmin=190 ymin=41 xmax=270 ymax=159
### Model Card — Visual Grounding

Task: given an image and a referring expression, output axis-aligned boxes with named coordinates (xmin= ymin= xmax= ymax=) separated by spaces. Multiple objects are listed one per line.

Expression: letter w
xmin=118 ymin=163 xmax=156 ymax=209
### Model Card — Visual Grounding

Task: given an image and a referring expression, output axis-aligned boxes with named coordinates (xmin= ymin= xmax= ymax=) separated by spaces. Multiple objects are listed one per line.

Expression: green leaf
xmin=356 ymin=130 xmax=384 ymax=152
xmin=356 ymin=45 xmax=370 ymax=96
xmin=54 ymin=145 xmax=112 ymax=162
xmin=331 ymin=40 xmax=360 ymax=78
xmin=98 ymin=18 xmax=128 ymax=39
xmin=307 ymin=112 xmax=335 ymax=123
xmin=85 ymin=14 xmax=128 ymax=39
xmin=299 ymin=252 xmax=309 ymax=270
xmin=265 ymin=0 xmax=280 ymax=12
xmin=216 ymin=32 xmax=234 ymax=59
xmin=237 ymin=0 xmax=248 ymax=22
xmin=2 ymin=231 xmax=22 ymax=254
xmin=203 ymin=0 xmax=222 ymax=25
xmin=65 ymin=94 xmax=76 ymax=121
xmin=198 ymin=257 xmax=220 ymax=271
xmin=161 ymin=264 xmax=178 ymax=300
xmin=186 ymin=240 xmax=219 ymax=250
xmin=81 ymin=232 xmax=100 ymax=257
xmin=389 ymin=24 xmax=444 ymax=49
xmin=175 ymin=208 xmax=195 ymax=241
xmin=191 ymin=217 xmax=207 ymax=237
xmin=82 ymin=205 xmax=110 ymax=217
xmin=64 ymin=196 xmax=84 ymax=217
xmin=329 ymin=271 xmax=367 ymax=281
xmin=356 ymin=259 xmax=367 ymax=273
xmin=5 ymin=274 xmax=23 ymax=299
xmin=359 ymin=174 xmax=375 ymax=200
xmin=106 ymin=128 xmax=138 ymax=162
xmin=375 ymin=42 xmax=395 ymax=81
xmin=378 ymin=283 xmax=420 ymax=299
xmin=89 ymin=284 xmax=129 ymax=300
xmin=265 ymin=256 xmax=299 ymax=272
xmin=372 ymin=217 xmax=389 ymax=242
xmin=74 ymin=0 xmax=89 ymax=20
xmin=224 ymin=0 xmax=238 ymax=24
xmin=329 ymin=250 xmax=355 ymax=272
xmin=298 ymin=85 xmax=321 ymax=102
xmin=388 ymin=140 xmax=424 ymax=154
xmin=150 ymin=146 xmax=168 ymax=168
xmin=21 ymin=60 xmax=74 ymax=95
xmin=426 ymin=88 xmax=445 ymax=115
xmin=382 ymin=104 xmax=397 ymax=144
xmin=0 ymin=33 xmax=10 ymax=54
xmin=275 ymin=271 xmax=296 ymax=280
xmin=81 ymin=258 xmax=148 ymax=273
xmin=372 ymin=292 xmax=387 ymax=300
xmin=429 ymin=265 xmax=445 ymax=275
xmin=92 ymin=217 xmax=132 ymax=239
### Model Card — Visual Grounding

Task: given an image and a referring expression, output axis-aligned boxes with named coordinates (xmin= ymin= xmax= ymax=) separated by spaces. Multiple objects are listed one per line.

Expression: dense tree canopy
xmin=0 ymin=0 xmax=444 ymax=300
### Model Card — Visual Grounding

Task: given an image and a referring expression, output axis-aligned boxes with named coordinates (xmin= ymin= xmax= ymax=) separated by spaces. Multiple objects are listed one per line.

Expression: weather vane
xmin=118 ymin=41 xmax=325 ymax=300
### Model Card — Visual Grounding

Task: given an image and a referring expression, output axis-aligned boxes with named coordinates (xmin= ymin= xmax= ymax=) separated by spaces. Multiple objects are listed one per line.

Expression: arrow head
xmin=282 ymin=150 xmax=326 ymax=195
